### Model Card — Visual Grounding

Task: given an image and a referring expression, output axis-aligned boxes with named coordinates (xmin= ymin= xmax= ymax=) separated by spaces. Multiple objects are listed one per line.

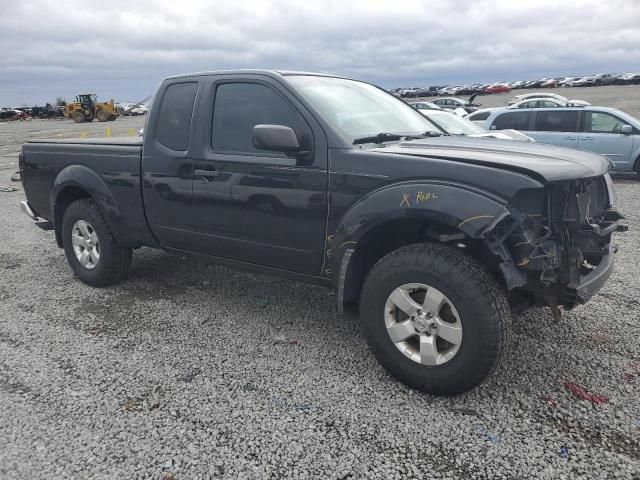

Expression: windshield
xmin=425 ymin=112 xmax=487 ymax=135
xmin=286 ymin=75 xmax=439 ymax=140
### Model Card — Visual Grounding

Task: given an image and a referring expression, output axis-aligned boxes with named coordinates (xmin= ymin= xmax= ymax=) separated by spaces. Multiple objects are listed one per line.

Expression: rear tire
xmin=62 ymin=198 xmax=132 ymax=287
xmin=96 ymin=110 xmax=110 ymax=122
xmin=360 ymin=243 xmax=511 ymax=395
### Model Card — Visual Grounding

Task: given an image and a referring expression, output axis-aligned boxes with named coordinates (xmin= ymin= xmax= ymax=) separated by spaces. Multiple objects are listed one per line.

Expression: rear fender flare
xmin=51 ymin=164 xmax=128 ymax=247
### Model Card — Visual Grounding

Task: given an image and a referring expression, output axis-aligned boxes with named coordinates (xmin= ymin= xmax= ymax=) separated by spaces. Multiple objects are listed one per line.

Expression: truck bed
xmin=21 ymin=137 xmax=154 ymax=248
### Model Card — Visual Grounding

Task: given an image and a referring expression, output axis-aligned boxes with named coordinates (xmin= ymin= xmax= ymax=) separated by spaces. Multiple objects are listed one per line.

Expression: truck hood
xmin=376 ymin=136 xmax=608 ymax=182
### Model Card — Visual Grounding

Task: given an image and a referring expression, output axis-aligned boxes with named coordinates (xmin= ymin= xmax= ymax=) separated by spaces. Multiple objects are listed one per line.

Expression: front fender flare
xmin=327 ymin=182 xmax=523 ymax=301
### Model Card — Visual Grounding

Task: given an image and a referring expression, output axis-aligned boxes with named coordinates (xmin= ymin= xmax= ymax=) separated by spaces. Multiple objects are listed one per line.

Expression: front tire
xmin=62 ymin=198 xmax=132 ymax=287
xmin=72 ymin=111 xmax=86 ymax=123
xmin=360 ymin=243 xmax=511 ymax=395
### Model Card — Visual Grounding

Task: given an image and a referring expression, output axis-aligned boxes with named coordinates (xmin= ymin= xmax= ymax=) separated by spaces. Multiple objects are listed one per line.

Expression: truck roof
xmin=165 ymin=69 xmax=350 ymax=81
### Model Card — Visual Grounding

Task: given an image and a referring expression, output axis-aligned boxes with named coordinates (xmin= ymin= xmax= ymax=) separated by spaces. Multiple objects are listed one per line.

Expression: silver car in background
xmin=482 ymin=106 xmax=640 ymax=173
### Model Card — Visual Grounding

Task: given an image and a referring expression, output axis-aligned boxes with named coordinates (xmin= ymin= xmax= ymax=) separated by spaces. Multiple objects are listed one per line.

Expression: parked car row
xmin=501 ymin=73 xmax=640 ymax=89
xmin=395 ymin=82 xmax=512 ymax=98
xmin=0 ymin=104 xmax=65 ymax=121
xmin=1 ymin=108 xmax=29 ymax=120
xmin=394 ymin=87 xmax=439 ymax=98
xmin=560 ymin=73 xmax=640 ymax=87
xmin=393 ymin=72 xmax=640 ymax=99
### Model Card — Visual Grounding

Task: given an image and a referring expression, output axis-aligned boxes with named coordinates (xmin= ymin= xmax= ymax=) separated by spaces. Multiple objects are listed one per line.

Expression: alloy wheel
xmin=71 ymin=220 xmax=100 ymax=269
xmin=384 ymin=283 xmax=463 ymax=366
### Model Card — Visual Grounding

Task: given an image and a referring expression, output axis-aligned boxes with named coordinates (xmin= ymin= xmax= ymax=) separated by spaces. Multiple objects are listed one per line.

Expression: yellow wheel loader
xmin=64 ymin=94 xmax=118 ymax=123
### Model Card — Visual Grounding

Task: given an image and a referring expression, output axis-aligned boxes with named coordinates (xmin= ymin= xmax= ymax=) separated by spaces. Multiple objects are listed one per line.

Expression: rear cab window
xmin=155 ymin=82 xmax=198 ymax=151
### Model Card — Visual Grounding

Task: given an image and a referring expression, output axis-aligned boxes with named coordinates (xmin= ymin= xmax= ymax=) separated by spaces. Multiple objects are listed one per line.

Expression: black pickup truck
xmin=19 ymin=71 xmax=623 ymax=395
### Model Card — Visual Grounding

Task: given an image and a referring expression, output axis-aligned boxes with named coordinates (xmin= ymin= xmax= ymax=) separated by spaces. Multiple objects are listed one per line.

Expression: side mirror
xmin=252 ymin=125 xmax=301 ymax=153
xmin=621 ymin=124 xmax=633 ymax=135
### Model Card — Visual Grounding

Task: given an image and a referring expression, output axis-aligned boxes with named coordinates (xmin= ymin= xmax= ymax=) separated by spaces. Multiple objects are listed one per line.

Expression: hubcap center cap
xmin=414 ymin=315 xmax=433 ymax=333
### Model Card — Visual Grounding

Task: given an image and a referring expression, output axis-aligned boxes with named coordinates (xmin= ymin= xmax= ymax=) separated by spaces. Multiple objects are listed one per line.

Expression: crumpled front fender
xmin=327 ymin=181 xmax=513 ymax=280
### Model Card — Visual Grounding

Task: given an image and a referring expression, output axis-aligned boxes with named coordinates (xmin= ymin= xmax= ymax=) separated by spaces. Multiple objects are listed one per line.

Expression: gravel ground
xmin=1 ymin=114 xmax=639 ymax=479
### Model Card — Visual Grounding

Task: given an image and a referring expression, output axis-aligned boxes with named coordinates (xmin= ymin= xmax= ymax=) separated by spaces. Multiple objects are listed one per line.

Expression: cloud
xmin=1 ymin=0 xmax=639 ymax=105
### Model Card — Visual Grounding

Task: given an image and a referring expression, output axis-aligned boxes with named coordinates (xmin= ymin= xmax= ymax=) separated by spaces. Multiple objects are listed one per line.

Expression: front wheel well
xmin=340 ymin=218 xmax=505 ymax=308
xmin=53 ymin=186 xmax=92 ymax=247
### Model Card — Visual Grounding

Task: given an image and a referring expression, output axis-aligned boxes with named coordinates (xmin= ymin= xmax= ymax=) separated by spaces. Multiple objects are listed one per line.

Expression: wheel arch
xmin=51 ymin=165 xmax=130 ymax=248
xmin=329 ymin=182 xmax=519 ymax=312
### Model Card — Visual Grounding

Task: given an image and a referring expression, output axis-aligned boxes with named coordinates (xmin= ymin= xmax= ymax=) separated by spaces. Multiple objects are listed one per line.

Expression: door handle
xmin=581 ymin=136 xmax=594 ymax=141
xmin=564 ymin=136 xmax=577 ymax=140
xmin=194 ymin=169 xmax=220 ymax=180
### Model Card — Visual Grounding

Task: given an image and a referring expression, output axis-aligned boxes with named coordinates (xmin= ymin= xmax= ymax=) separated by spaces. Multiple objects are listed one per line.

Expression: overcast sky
xmin=1 ymin=0 xmax=639 ymax=105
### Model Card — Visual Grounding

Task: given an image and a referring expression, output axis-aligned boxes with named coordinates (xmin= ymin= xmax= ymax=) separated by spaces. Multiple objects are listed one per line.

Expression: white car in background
xmin=508 ymin=92 xmax=569 ymax=105
xmin=437 ymin=86 xmax=463 ymax=95
xmin=508 ymin=98 xmax=590 ymax=109
xmin=559 ymin=77 xmax=582 ymax=87
xmin=409 ymin=101 xmax=442 ymax=111
xmin=466 ymin=108 xmax=501 ymax=124
xmin=129 ymin=104 xmax=149 ymax=115
xmin=418 ymin=109 xmax=534 ymax=142
xmin=572 ymin=76 xmax=597 ymax=87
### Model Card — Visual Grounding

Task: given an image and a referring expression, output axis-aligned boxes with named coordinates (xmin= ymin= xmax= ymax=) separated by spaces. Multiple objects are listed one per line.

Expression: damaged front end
xmin=483 ymin=174 xmax=624 ymax=310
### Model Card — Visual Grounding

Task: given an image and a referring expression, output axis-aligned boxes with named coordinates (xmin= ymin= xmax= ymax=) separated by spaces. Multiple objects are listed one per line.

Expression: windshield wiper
xmin=353 ymin=132 xmax=405 ymax=145
xmin=353 ymin=131 xmax=445 ymax=145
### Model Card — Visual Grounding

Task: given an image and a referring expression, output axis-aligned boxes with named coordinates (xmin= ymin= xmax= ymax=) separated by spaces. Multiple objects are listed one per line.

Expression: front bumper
xmin=573 ymin=247 xmax=615 ymax=304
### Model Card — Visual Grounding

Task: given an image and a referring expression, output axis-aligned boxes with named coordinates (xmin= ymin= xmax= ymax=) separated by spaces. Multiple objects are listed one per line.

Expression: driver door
xmin=185 ymin=76 xmax=329 ymax=275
